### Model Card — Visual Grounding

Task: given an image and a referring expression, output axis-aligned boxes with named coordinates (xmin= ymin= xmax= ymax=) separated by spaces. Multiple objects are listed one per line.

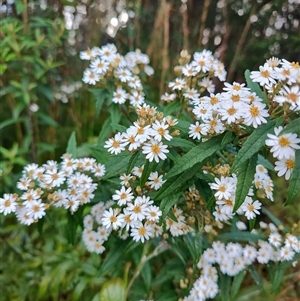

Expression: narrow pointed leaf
xmin=160 ymin=192 xmax=181 ymax=219
xmin=155 ymin=163 xmax=201 ymax=200
xmin=102 ymin=153 xmax=131 ymax=179
xmin=66 ymin=131 xmax=77 ymax=157
xmin=98 ymin=117 xmax=112 ymax=146
xmin=230 ymin=271 xmax=247 ymax=300
xmin=280 ymin=117 xmax=300 ymax=135
xmin=231 ymin=120 xmax=277 ymax=173
xmin=164 ymin=137 xmax=196 ymax=151
xmin=166 ymin=133 xmax=228 ymax=179
xmin=233 ymin=155 xmax=257 ymax=212
xmin=285 ymin=149 xmax=300 ymax=205
xmin=244 ymin=69 xmax=268 ymax=103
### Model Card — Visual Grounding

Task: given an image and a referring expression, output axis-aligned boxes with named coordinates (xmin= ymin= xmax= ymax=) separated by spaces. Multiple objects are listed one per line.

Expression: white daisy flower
xmin=148 ymin=171 xmax=165 ymax=190
xmin=104 ymin=133 xmax=127 ymax=155
xmin=90 ymin=58 xmax=109 ymax=75
xmin=188 ymin=121 xmax=208 ymax=140
xmin=101 ymin=208 xmax=124 ymax=230
xmin=241 ymin=197 xmax=262 ymax=220
xmin=112 ymin=186 xmax=134 ymax=206
xmin=265 ymin=126 xmax=300 ymax=160
xmin=168 ymin=78 xmax=186 ymax=91
xmin=145 ymin=205 xmax=162 ymax=222
xmin=0 ymin=193 xmax=18 ymax=215
xmin=112 ymin=87 xmax=128 ymax=104
xmin=82 ymin=69 xmax=100 ymax=85
xmin=210 ymin=176 xmax=236 ymax=200
xmin=27 ymin=199 xmax=46 ymax=220
xmin=274 ymin=156 xmax=295 ymax=180
xmin=130 ymin=222 xmax=153 ymax=243
xmin=242 ymin=101 xmax=269 ymax=128
xmin=250 ymin=62 xmax=277 ymax=86
xmin=149 ymin=120 xmax=172 ymax=142
xmin=142 ymin=139 xmax=169 ymax=163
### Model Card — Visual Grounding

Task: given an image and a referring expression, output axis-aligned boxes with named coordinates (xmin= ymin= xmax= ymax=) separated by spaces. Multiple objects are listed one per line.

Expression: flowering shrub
xmin=1 ymin=43 xmax=300 ymax=301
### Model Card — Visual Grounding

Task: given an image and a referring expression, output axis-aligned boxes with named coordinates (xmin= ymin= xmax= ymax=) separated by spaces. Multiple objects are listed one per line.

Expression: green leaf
xmin=110 ymin=104 xmax=122 ymax=127
xmin=140 ymin=261 xmax=152 ymax=292
xmin=184 ymin=232 xmax=202 ymax=264
xmin=126 ymin=152 xmax=142 ymax=174
xmin=217 ymin=231 xmax=264 ymax=242
xmin=222 ymin=131 xmax=236 ymax=147
xmin=248 ymin=217 xmax=256 ymax=231
xmin=257 ymin=154 xmax=275 ymax=171
xmin=285 ymin=149 xmax=300 ymax=205
xmin=65 ymin=211 xmax=78 ymax=245
xmin=102 ymin=153 xmax=131 ymax=179
xmin=261 ymin=207 xmax=285 ymax=232
xmin=66 ymin=131 xmax=77 ymax=158
xmin=140 ymin=160 xmax=157 ymax=188
xmin=230 ymin=271 xmax=247 ymax=300
xmin=233 ymin=155 xmax=257 ymax=212
xmin=164 ymin=137 xmax=196 ymax=151
xmin=231 ymin=120 xmax=277 ymax=173
xmin=15 ymin=1 xmax=25 ymax=15
xmin=272 ymin=263 xmax=287 ymax=293
xmin=219 ymin=273 xmax=231 ymax=301
xmin=159 ymin=192 xmax=181 ymax=220
xmin=248 ymin=265 xmax=263 ymax=289
xmin=244 ymin=69 xmax=268 ymax=103
xmin=163 ymin=100 xmax=182 ymax=116
xmin=111 ymin=123 xmax=127 ymax=132
xmin=37 ymin=112 xmax=58 ymax=127
xmin=155 ymin=163 xmax=202 ymax=200
xmin=280 ymin=117 xmax=300 ymax=135
xmin=89 ymin=88 xmax=108 ymax=116
xmin=99 ymin=278 xmax=126 ymax=301
xmin=98 ymin=117 xmax=112 ymax=146
xmin=0 ymin=117 xmax=26 ymax=130
xmin=166 ymin=133 xmax=229 ymax=179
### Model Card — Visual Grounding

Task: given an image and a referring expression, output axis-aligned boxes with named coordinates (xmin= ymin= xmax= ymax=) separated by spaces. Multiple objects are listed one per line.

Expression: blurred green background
xmin=1 ymin=0 xmax=300 ymax=300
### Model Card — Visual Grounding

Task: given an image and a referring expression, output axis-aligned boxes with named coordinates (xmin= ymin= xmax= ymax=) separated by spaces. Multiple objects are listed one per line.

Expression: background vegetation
xmin=1 ymin=0 xmax=300 ymax=300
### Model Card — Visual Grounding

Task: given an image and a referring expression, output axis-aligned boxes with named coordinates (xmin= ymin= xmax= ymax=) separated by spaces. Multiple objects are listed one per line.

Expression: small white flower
xmin=101 ymin=208 xmax=124 ymax=230
xmin=0 ymin=193 xmax=18 ymax=215
xmin=142 ymin=139 xmax=169 ymax=163
xmin=241 ymin=197 xmax=262 ymax=220
xmin=274 ymin=156 xmax=295 ymax=180
xmin=148 ymin=171 xmax=165 ymax=190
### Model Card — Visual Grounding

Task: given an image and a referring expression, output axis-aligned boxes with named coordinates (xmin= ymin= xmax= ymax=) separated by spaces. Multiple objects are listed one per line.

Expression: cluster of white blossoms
xmin=184 ymin=221 xmax=300 ymax=301
xmin=80 ymin=43 xmax=153 ymax=106
xmin=209 ymin=164 xmax=274 ymax=222
xmin=265 ymin=125 xmax=300 ymax=180
xmin=104 ymin=104 xmax=178 ymax=162
xmin=250 ymin=58 xmax=300 ymax=110
xmin=0 ymin=154 xmax=106 ymax=225
xmin=82 ymin=167 xmax=193 ymax=253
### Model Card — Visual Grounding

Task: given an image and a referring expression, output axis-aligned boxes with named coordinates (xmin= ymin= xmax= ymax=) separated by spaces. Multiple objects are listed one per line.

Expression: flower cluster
xmin=82 ymin=166 xmax=193 ymax=253
xmin=104 ymin=104 xmax=178 ymax=162
xmin=0 ymin=154 xmax=106 ymax=225
xmin=265 ymin=126 xmax=300 ymax=180
xmin=210 ymin=164 xmax=274 ymax=221
xmin=250 ymin=58 xmax=300 ymax=110
xmin=184 ymin=221 xmax=300 ymax=301
xmin=80 ymin=44 xmax=153 ymax=106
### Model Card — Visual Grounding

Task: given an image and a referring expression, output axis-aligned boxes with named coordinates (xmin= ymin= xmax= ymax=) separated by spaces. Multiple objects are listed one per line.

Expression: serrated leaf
xmin=244 ymin=69 xmax=268 ymax=103
xmin=160 ymin=192 xmax=181 ymax=220
xmin=285 ymin=149 xmax=300 ymax=205
xmin=66 ymin=131 xmax=77 ymax=158
xmin=233 ymin=155 xmax=257 ymax=212
xmin=166 ymin=133 xmax=228 ymax=179
xmin=164 ymin=137 xmax=196 ymax=151
xmin=231 ymin=120 xmax=277 ymax=173
xmin=280 ymin=117 xmax=300 ymax=135
xmin=155 ymin=163 xmax=201 ymax=200
xmin=99 ymin=278 xmax=126 ymax=301
xmin=102 ymin=153 xmax=131 ymax=179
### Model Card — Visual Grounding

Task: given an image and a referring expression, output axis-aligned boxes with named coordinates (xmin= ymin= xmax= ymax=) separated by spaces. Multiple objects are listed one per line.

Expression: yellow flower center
xmin=278 ymin=136 xmax=290 ymax=147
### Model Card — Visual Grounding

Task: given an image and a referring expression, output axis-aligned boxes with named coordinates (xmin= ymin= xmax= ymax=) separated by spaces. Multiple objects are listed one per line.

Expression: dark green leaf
xmin=222 ymin=131 xmax=236 ymax=147
xmin=248 ymin=265 xmax=263 ymax=289
xmin=164 ymin=137 xmax=196 ymax=151
xmin=140 ymin=160 xmax=158 ymax=188
xmin=102 ymin=153 xmax=131 ymax=179
xmin=261 ymin=207 xmax=285 ymax=232
xmin=219 ymin=273 xmax=231 ymax=301
xmin=280 ymin=117 xmax=300 ymax=135
xmin=257 ymin=154 xmax=275 ymax=171
xmin=65 ymin=211 xmax=78 ymax=245
xmin=248 ymin=217 xmax=256 ymax=231
xmin=140 ymin=261 xmax=152 ymax=292
xmin=89 ymin=88 xmax=108 ymax=116
xmin=159 ymin=192 xmax=181 ymax=220
xmin=155 ymin=163 xmax=202 ymax=200
xmin=37 ymin=112 xmax=58 ymax=127
xmin=166 ymin=133 xmax=229 ymax=179
xmin=233 ymin=155 xmax=257 ymax=212
xmin=110 ymin=104 xmax=122 ymax=127
xmin=272 ymin=263 xmax=286 ymax=293
xmin=111 ymin=123 xmax=127 ymax=132
xmin=163 ymin=100 xmax=182 ymax=116
xmin=244 ymin=69 xmax=268 ymax=103
xmin=126 ymin=152 xmax=142 ymax=174
xmin=231 ymin=120 xmax=277 ymax=173
xmin=285 ymin=149 xmax=300 ymax=205
xmin=66 ymin=131 xmax=77 ymax=158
